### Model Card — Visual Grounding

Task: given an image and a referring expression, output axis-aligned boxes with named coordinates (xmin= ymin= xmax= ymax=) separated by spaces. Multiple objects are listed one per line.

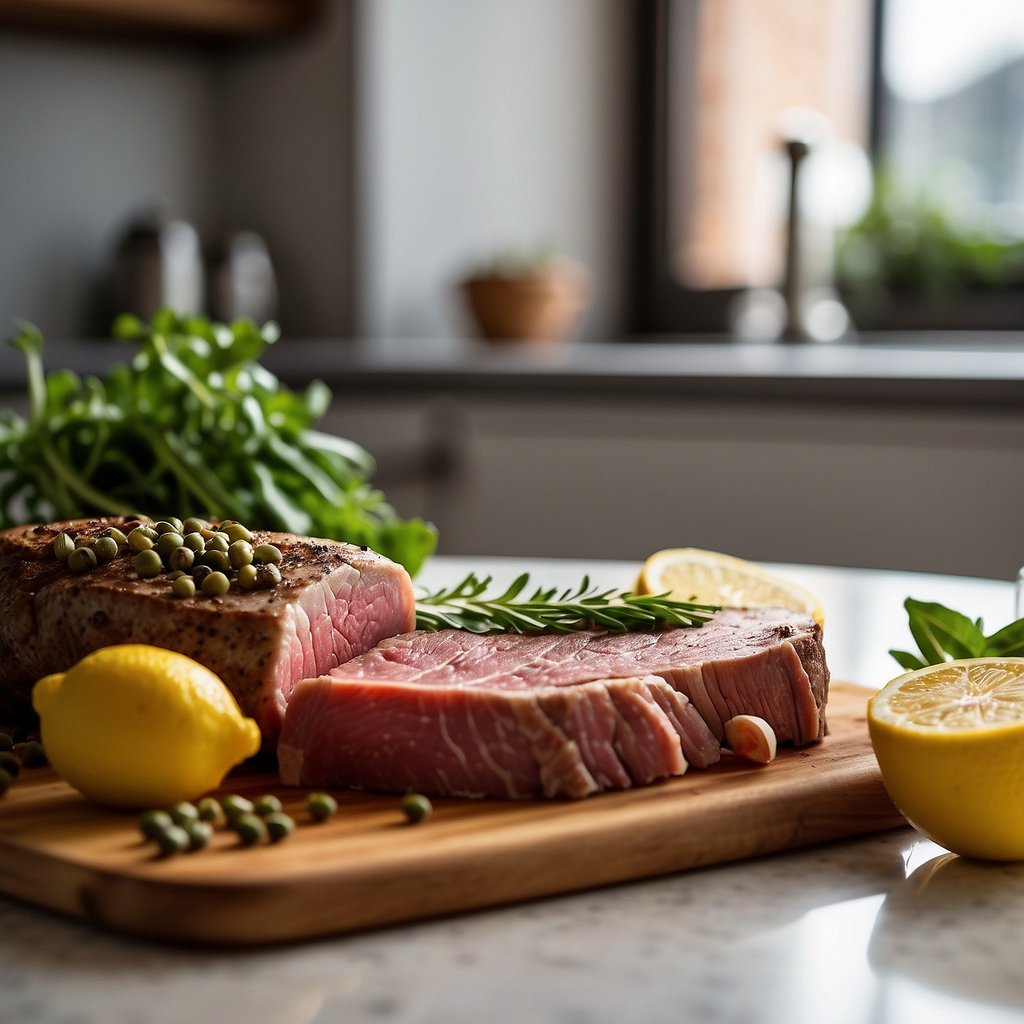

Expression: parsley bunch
xmin=0 ymin=311 xmax=436 ymax=575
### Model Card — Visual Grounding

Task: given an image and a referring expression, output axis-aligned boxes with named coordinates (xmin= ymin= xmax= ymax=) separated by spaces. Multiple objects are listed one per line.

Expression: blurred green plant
xmin=837 ymin=169 xmax=1024 ymax=311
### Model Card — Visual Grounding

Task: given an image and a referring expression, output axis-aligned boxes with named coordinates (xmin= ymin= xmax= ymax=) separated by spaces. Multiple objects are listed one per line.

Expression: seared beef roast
xmin=0 ymin=517 xmax=416 ymax=740
xmin=278 ymin=608 xmax=829 ymax=799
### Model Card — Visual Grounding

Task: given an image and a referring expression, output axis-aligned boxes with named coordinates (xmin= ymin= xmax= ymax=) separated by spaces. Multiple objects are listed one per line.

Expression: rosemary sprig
xmin=414 ymin=572 xmax=719 ymax=634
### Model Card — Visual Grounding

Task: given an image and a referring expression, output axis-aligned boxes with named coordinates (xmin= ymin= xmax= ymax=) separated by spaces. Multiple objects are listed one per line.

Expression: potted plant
xmin=459 ymin=247 xmax=589 ymax=343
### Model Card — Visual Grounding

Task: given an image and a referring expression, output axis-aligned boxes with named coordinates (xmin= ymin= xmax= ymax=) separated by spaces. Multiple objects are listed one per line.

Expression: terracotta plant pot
xmin=460 ymin=261 xmax=588 ymax=343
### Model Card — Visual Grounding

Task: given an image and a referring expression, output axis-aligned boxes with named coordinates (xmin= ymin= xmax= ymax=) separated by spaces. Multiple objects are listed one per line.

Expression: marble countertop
xmin=1 ymin=556 xmax=1022 ymax=1024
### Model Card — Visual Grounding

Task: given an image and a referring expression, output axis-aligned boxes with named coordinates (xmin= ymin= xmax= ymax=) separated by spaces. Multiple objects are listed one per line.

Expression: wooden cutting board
xmin=0 ymin=683 xmax=904 ymax=946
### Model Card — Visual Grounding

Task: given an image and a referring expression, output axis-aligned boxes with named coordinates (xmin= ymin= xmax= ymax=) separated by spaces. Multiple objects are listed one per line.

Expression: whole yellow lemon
xmin=33 ymin=644 xmax=261 ymax=808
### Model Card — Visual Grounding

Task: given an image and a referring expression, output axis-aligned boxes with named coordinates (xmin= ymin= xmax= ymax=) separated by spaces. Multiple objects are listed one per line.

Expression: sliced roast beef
xmin=0 ymin=517 xmax=416 ymax=741
xmin=277 ymin=607 xmax=829 ymax=799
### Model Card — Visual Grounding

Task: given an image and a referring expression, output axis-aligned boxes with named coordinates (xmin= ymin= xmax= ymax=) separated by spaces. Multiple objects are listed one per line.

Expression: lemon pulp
xmin=32 ymin=644 xmax=261 ymax=808
xmin=636 ymin=547 xmax=824 ymax=626
xmin=868 ymin=658 xmax=1024 ymax=861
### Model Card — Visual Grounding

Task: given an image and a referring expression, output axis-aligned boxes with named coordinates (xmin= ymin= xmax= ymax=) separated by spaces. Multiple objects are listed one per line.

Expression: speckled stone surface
xmin=1 ymin=560 xmax=1020 ymax=1024
xmin=1 ymin=830 xmax=1023 ymax=1024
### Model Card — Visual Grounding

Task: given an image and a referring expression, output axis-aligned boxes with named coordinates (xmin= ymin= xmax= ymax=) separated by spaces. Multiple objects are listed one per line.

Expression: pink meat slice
xmin=278 ymin=607 xmax=829 ymax=799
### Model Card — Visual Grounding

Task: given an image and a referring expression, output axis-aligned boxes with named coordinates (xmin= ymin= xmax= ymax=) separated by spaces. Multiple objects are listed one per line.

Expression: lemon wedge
xmin=868 ymin=658 xmax=1024 ymax=861
xmin=33 ymin=644 xmax=261 ymax=809
xmin=636 ymin=547 xmax=824 ymax=626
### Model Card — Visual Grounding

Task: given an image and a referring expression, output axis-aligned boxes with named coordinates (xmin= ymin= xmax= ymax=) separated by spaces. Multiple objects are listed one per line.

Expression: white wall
xmin=214 ymin=2 xmax=356 ymax=336
xmin=0 ymin=8 xmax=356 ymax=340
xmin=0 ymin=35 xmax=219 ymax=337
xmin=356 ymin=0 xmax=633 ymax=341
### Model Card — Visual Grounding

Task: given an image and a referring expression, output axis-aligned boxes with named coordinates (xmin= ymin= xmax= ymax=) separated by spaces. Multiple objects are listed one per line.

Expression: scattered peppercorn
xmin=138 ymin=809 xmax=174 ymax=841
xmin=16 ymin=740 xmax=47 ymax=767
xmin=183 ymin=819 xmax=213 ymax=852
xmin=0 ymin=752 xmax=21 ymax=779
xmin=253 ymin=794 xmax=283 ymax=817
xmin=221 ymin=794 xmax=255 ymax=821
xmin=264 ymin=812 xmax=296 ymax=843
xmin=155 ymin=825 xmax=191 ymax=857
xmin=400 ymin=793 xmax=433 ymax=824
xmin=197 ymin=796 xmax=225 ymax=825
xmin=232 ymin=812 xmax=269 ymax=846
xmin=306 ymin=791 xmax=338 ymax=822
xmin=170 ymin=801 xmax=199 ymax=826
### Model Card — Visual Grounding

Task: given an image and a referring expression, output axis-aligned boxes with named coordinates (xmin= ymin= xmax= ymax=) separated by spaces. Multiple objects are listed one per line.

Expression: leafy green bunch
xmin=890 ymin=598 xmax=1024 ymax=671
xmin=0 ymin=311 xmax=436 ymax=575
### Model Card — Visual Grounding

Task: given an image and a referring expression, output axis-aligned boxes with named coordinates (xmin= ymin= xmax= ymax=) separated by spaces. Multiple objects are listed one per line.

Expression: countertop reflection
xmin=0 ymin=557 xmax=1018 ymax=1024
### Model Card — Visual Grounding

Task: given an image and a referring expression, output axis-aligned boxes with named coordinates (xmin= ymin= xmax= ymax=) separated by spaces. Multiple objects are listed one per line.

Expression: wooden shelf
xmin=0 ymin=0 xmax=322 ymax=40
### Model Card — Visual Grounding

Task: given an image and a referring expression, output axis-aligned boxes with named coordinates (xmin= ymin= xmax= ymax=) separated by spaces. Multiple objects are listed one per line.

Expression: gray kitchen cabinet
xmin=321 ymin=393 xmax=1024 ymax=581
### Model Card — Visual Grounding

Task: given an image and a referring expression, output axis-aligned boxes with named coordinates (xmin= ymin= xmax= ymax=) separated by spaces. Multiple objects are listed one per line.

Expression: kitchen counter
xmin=4 ymin=333 xmax=1024 ymax=407
xmin=1 ymin=557 xmax=1021 ymax=1024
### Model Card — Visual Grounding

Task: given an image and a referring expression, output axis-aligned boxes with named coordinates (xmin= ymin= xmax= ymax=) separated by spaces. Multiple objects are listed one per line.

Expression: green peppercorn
xmin=206 ymin=533 xmax=230 ymax=554
xmin=183 ymin=819 xmax=213 ymax=852
xmin=253 ymin=543 xmax=283 ymax=565
xmin=234 ymin=564 xmax=259 ymax=590
xmin=67 ymin=547 xmax=98 ymax=574
xmin=103 ymin=526 xmax=128 ymax=545
xmin=128 ymin=526 xmax=155 ymax=552
xmin=168 ymin=546 xmax=195 ymax=573
xmin=306 ymin=792 xmax=337 ymax=822
xmin=256 ymin=563 xmax=282 ymax=589
xmin=400 ymin=793 xmax=433 ymax=824
xmin=228 ymin=540 xmax=254 ymax=569
xmin=17 ymin=740 xmax=47 ymax=768
xmin=225 ymin=523 xmax=253 ymax=544
xmin=138 ymin=809 xmax=174 ymax=840
xmin=221 ymin=794 xmax=255 ymax=821
xmin=134 ymin=549 xmax=163 ymax=578
xmin=171 ymin=575 xmax=196 ymax=599
xmin=197 ymin=796 xmax=225 ymax=826
xmin=0 ymin=732 xmax=12 ymax=752
xmin=201 ymin=570 xmax=231 ymax=596
xmin=0 ymin=768 xmax=13 ymax=796
xmin=166 ymin=517 xmax=185 ymax=534
xmin=52 ymin=532 xmax=75 ymax=561
xmin=232 ymin=812 xmax=268 ymax=846
xmin=264 ymin=812 xmax=296 ymax=843
xmin=200 ymin=549 xmax=231 ymax=573
xmin=156 ymin=531 xmax=185 ymax=558
xmin=170 ymin=801 xmax=199 ymax=826
xmin=0 ymin=752 xmax=21 ymax=778
xmin=155 ymin=825 xmax=191 ymax=857
xmin=191 ymin=564 xmax=213 ymax=585
xmin=154 ymin=521 xmax=178 ymax=535
xmin=182 ymin=531 xmax=206 ymax=554
xmin=182 ymin=517 xmax=208 ymax=535
xmin=253 ymin=794 xmax=283 ymax=817
xmin=92 ymin=535 xmax=119 ymax=564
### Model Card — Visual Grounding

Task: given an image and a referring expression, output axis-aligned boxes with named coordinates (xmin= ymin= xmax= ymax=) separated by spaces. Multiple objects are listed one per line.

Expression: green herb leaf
xmin=893 ymin=597 xmax=1021 ymax=669
xmin=983 ymin=618 xmax=1024 ymax=658
xmin=889 ymin=649 xmax=926 ymax=671
xmin=904 ymin=598 xmax=986 ymax=663
xmin=416 ymin=573 xmax=718 ymax=634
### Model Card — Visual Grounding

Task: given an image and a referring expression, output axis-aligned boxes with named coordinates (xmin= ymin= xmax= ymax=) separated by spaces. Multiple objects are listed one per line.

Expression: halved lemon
xmin=868 ymin=658 xmax=1024 ymax=861
xmin=635 ymin=547 xmax=824 ymax=626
